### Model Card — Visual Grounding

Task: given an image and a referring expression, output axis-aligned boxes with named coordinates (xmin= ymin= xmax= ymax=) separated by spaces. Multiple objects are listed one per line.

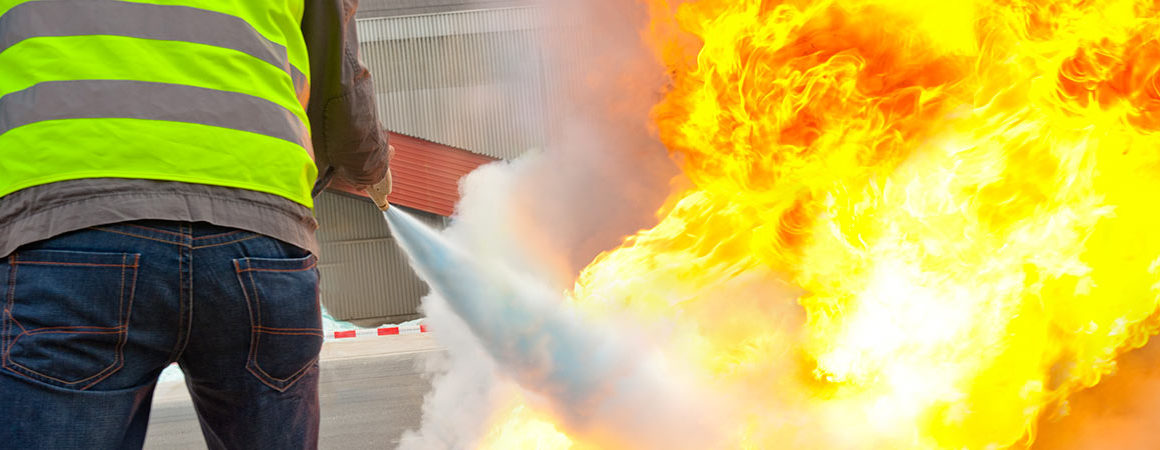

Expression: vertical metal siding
xmin=356 ymin=0 xmax=534 ymax=18
xmin=314 ymin=191 xmax=447 ymax=323
xmin=318 ymin=6 xmax=550 ymax=322
xmin=357 ymin=7 xmax=548 ymax=160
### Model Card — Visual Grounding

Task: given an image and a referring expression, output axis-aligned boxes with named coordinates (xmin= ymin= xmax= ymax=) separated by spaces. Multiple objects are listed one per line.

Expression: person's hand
xmin=367 ymin=144 xmax=394 ymax=210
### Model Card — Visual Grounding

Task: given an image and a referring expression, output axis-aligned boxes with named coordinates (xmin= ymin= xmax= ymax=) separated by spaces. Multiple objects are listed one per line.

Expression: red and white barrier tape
xmin=327 ymin=324 xmax=429 ymax=340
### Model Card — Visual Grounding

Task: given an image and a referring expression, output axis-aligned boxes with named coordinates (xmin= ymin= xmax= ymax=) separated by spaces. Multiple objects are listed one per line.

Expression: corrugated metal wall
xmin=356 ymin=0 xmax=532 ymax=18
xmin=356 ymin=7 xmax=548 ymax=160
xmin=316 ymin=5 xmax=550 ymax=323
xmin=314 ymin=191 xmax=447 ymax=324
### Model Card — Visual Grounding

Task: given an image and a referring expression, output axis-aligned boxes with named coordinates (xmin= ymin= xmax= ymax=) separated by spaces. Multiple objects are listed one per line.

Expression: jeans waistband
xmin=90 ymin=220 xmax=259 ymax=248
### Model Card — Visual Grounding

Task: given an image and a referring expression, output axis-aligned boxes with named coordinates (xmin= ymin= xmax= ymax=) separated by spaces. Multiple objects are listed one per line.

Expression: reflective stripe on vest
xmin=0 ymin=80 xmax=307 ymax=144
xmin=0 ymin=0 xmax=309 ymax=102
xmin=0 ymin=0 xmax=316 ymax=207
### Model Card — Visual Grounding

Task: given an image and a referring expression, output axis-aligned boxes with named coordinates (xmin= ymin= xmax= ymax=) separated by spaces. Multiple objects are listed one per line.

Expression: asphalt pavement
xmin=142 ymin=334 xmax=444 ymax=449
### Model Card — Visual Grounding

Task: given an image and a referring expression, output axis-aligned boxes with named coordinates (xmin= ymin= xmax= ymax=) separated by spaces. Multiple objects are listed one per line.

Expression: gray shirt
xmin=0 ymin=179 xmax=321 ymax=257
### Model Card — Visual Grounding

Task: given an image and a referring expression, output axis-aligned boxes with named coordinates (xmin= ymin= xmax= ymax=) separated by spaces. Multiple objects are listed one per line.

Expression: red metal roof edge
xmin=324 ymin=131 xmax=498 ymax=216
xmin=386 ymin=131 xmax=497 ymax=161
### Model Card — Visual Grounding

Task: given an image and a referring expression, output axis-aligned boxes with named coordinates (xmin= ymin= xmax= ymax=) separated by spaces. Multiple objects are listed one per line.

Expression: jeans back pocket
xmin=2 ymin=250 xmax=139 ymax=390
xmin=234 ymin=254 xmax=322 ymax=392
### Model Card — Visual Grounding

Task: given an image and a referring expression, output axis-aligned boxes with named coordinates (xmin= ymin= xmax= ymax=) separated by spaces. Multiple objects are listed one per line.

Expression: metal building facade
xmin=316 ymin=2 xmax=546 ymax=323
xmin=356 ymin=6 xmax=548 ymax=159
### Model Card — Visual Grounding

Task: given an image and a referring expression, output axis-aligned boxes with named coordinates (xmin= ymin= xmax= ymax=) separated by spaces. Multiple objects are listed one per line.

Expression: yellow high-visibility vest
xmin=0 ymin=0 xmax=317 ymax=207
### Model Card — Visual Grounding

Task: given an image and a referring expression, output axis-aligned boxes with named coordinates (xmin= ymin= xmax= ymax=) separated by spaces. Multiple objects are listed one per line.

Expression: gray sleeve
xmin=302 ymin=0 xmax=389 ymax=192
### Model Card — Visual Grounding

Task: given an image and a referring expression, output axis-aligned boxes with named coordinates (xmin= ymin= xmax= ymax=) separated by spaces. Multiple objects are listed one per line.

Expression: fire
xmin=481 ymin=0 xmax=1160 ymax=448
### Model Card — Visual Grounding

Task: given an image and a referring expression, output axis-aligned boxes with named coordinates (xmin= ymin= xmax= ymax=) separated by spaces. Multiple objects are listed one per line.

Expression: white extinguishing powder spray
xmin=382 ymin=207 xmax=723 ymax=449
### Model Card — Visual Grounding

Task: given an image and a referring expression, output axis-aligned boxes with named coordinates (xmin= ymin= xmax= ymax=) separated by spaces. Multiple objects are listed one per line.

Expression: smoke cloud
xmin=395 ymin=1 xmax=703 ymax=448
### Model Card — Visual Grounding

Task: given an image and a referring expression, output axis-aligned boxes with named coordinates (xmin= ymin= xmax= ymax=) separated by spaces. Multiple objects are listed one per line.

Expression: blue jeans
xmin=0 ymin=220 xmax=322 ymax=449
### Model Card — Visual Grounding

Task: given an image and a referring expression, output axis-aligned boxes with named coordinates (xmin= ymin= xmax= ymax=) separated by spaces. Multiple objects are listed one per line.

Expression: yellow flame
xmin=483 ymin=0 xmax=1160 ymax=448
xmin=478 ymin=400 xmax=577 ymax=450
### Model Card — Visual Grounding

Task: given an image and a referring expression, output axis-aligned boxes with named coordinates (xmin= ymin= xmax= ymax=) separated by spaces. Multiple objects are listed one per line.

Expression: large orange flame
xmin=481 ymin=0 xmax=1160 ymax=448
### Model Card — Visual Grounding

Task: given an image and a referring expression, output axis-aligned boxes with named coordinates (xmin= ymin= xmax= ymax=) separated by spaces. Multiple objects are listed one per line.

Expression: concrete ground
xmin=143 ymin=334 xmax=443 ymax=449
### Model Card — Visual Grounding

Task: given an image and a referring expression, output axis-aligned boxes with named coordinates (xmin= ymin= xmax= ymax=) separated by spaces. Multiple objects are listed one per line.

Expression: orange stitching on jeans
xmin=247 ymin=265 xmax=263 ymax=329
xmin=192 ymin=235 xmax=261 ymax=249
xmin=252 ymin=355 xmax=320 ymax=383
xmin=92 ymin=228 xmax=190 ymax=247
xmin=247 ymin=365 xmax=286 ymax=391
xmin=247 ymin=268 xmax=263 ymax=379
xmin=236 ymin=262 xmax=317 ymax=274
xmin=13 ymin=261 xmax=137 ymax=268
xmin=6 ymin=310 xmax=26 ymax=334
xmin=119 ymin=255 xmax=125 ymax=333
xmin=248 ymin=268 xmax=262 ymax=328
xmin=12 ymin=329 xmax=126 ymax=353
xmin=15 ymin=329 xmax=125 ymax=340
xmin=79 ymin=360 xmax=125 ymax=391
xmin=3 ymin=365 xmax=44 ymax=385
xmin=246 ymin=345 xmax=320 ymax=390
xmin=192 ymin=230 xmax=242 ymax=240
xmin=25 ymin=325 xmax=126 ymax=332
xmin=78 ymin=256 xmax=135 ymax=391
xmin=235 ymin=260 xmax=260 ymax=367
xmin=235 ymin=258 xmax=321 ymax=391
xmin=5 ymin=357 xmax=121 ymax=391
xmin=1 ymin=255 xmax=134 ymax=390
xmin=7 ymin=359 xmax=120 ymax=387
xmin=7 ymin=330 xmax=125 ymax=385
xmin=112 ymin=254 xmax=133 ymax=389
